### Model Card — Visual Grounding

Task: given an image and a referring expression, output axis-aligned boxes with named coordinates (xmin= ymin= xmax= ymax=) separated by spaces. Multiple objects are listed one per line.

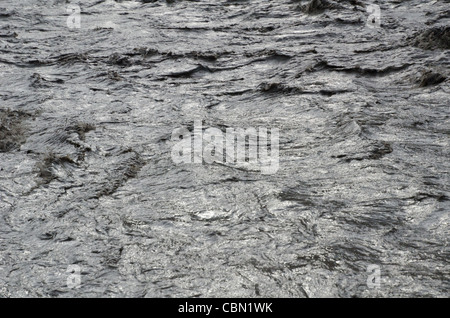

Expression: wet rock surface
xmin=0 ymin=0 xmax=449 ymax=297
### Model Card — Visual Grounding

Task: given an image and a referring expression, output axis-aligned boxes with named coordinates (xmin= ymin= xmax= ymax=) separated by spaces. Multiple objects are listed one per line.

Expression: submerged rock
xmin=0 ymin=109 xmax=31 ymax=152
xmin=410 ymin=26 xmax=450 ymax=50
xmin=300 ymin=0 xmax=339 ymax=14
xmin=418 ymin=70 xmax=447 ymax=87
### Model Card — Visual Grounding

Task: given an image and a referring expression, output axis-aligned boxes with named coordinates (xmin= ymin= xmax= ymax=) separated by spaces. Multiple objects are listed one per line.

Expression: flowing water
xmin=0 ymin=0 xmax=449 ymax=297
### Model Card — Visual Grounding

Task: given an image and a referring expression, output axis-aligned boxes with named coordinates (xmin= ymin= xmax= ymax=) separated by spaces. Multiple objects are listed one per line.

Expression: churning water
xmin=0 ymin=0 xmax=449 ymax=297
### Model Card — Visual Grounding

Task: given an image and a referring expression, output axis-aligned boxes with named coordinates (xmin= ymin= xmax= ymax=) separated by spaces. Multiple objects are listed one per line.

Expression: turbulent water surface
xmin=0 ymin=0 xmax=449 ymax=297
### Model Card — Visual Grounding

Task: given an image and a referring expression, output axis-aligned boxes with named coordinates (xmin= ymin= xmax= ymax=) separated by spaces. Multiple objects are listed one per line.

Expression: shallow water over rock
xmin=0 ymin=0 xmax=449 ymax=297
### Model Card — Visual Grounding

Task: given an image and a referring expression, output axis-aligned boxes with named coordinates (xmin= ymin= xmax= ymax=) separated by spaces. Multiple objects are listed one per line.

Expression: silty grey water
xmin=0 ymin=0 xmax=449 ymax=297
